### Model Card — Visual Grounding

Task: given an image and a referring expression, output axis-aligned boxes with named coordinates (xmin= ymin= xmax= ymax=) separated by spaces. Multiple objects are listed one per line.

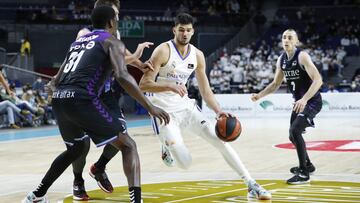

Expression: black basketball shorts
xmin=52 ymin=97 xmax=127 ymax=147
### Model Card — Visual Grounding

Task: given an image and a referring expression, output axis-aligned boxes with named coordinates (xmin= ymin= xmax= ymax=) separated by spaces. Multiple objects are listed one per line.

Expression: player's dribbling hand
xmin=148 ymin=106 xmax=170 ymax=125
xmin=293 ymin=98 xmax=307 ymax=113
xmin=250 ymin=93 xmax=259 ymax=102
xmin=169 ymin=83 xmax=187 ymax=97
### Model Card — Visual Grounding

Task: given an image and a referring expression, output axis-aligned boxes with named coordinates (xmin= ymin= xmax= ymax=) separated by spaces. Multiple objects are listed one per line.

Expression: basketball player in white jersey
xmin=139 ymin=13 xmax=271 ymax=200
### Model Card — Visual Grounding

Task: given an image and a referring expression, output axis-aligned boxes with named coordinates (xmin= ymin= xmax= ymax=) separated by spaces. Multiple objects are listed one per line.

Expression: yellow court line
xmin=164 ymin=183 xmax=276 ymax=203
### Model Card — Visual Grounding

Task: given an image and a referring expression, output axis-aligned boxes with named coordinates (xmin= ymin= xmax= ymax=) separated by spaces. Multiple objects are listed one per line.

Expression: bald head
xmin=282 ymin=29 xmax=300 ymax=52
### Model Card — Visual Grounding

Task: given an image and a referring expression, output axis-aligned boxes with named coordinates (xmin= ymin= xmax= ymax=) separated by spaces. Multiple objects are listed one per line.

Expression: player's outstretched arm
xmin=251 ymin=57 xmax=284 ymax=102
xmin=109 ymin=39 xmax=169 ymax=124
xmin=195 ymin=49 xmax=223 ymax=115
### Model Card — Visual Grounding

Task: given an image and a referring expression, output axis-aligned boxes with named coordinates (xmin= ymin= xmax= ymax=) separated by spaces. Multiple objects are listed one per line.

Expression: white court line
xmin=164 ymin=183 xmax=276 ymax=203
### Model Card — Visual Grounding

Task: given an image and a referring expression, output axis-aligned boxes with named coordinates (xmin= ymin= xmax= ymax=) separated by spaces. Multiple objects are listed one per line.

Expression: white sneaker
xmin=161 ymin=145 xmax=175 ymax=167
xmin=22 ymin=191 xmax=49 ymax=203
xmin=247 ymin=180 xmax=272 ymax=200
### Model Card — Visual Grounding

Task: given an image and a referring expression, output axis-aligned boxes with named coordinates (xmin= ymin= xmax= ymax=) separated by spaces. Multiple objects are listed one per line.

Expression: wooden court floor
xmin=0 ymin=117 xmax=359 ymax=202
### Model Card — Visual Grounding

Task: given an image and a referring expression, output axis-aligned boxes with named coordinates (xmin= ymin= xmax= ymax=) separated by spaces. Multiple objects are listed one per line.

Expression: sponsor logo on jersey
xmin=292 ymin=60 xmax=297 ymax=66
xmin=52 ymin=90 xmax=75 ymax=99
xmin=283 ymin=69 xmax=300 ymax=77
xmin=70 ymin=41 xmax=95 ymax=51
xmin=188 ymin=63 xmax=194 ymax=69
xmin=166 ymin=73 xmax=187 ymax=80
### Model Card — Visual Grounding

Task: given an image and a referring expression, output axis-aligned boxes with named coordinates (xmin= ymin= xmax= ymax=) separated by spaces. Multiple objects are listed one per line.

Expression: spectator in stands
xmin=327 ymin=84 xmax=339 ymax=93
xmin=350 ymin=34 xmax=359 ymax=46
xmin=20 ymin=37 xmax=31 ymax=56
xmin=164 ymin=7 xmax=172 ymax=18
xmin=34 ymin=90 xmax=55 ymax=125
xmin=209 ymin=62 xmax=222 ymax=93
xmin=32 ymin=77 xmax=45 ymax=92
xmin=321 ymin=54 xmax=331 ymax=82
xmin=21 ymin=84 xmax=45 ymax=116
xmin=340 ymin=35 xmax=350 ymax=47
xmin=0 ymin=100 xmax=27 ymax=129
xmin=230 ymin=64 xmax=245 ymax=93
xmin=350 ymin=75 xmax=360 ymax=92
xmin=229 ymin=0 xmax=240 ymax=13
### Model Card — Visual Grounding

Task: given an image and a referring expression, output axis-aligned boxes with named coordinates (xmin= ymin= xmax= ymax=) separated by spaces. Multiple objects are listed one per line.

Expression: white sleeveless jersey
xmin=147 ymin=40 xmax=198 ymax=112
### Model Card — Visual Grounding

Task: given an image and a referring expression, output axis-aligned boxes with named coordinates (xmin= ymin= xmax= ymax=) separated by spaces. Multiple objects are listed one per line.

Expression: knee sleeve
xmin=290 ymin=116 xmax=308 ymax=139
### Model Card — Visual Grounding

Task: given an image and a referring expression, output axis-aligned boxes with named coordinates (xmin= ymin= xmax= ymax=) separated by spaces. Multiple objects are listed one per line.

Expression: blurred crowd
xmin=201 ymin=12 xmax=360 ymax=94
xmin=11 ymin=0 xmax=252 ymax=25
xmin=0 ymin=76 xmax=55 ymax=129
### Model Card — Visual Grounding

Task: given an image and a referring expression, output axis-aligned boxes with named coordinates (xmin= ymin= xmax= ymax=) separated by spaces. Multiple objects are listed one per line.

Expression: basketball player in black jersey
xmin=22 ymin=6 xmax=169 ymax=203
xmin=251 ymin=29 xmax=323 ymax=184
xmin=47 ymin=0 xmax=155 ymax=200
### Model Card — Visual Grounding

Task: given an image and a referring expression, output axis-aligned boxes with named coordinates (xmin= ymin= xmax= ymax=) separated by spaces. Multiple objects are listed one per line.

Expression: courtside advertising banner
xmin=202 ymin=93 xmax=360 ymax=118
xmin=202 ymin=94 xmax=255 ymax=119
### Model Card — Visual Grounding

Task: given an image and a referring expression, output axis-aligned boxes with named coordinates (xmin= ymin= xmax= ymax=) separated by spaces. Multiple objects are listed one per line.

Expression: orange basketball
xmin=215 ymin=116 xmax=242 ymax=142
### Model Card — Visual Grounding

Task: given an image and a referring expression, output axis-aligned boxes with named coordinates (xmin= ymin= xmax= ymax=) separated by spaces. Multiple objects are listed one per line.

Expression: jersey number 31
xmin=63 ymin=50 xmax=85 ymax=73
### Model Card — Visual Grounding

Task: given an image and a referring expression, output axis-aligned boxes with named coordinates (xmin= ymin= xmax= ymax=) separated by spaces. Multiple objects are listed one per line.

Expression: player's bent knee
xmin=65 ymin=141 xmax=87 ymax=160
xmin=112 ymin=133 xmax=137 ymax=151
xmin=290 ymin=125 xmax=303 ymax=137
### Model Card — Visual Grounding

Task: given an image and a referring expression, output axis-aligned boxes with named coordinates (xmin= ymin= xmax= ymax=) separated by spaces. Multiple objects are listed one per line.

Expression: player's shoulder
xmin=76 ymin=27 xmax=91 ymax=39
xmin=104 ymin=36 xmax=125 ymax=51
xmin=154 ymin=42 xmax=171 ymax=55
xmin=192 ymin=45 xmax=204 ymax=58
xmin=298 ymin=49 xmax=311 ymax=62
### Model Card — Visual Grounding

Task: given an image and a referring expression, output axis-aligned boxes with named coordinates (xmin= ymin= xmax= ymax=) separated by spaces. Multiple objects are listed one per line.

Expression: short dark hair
xmin=174 ymin=13 xmax=194 ymax=26
xmin=94 ymin=0 xmax=120 ymax=9
xmin=91 ymin=5 xmax=116 ymax=29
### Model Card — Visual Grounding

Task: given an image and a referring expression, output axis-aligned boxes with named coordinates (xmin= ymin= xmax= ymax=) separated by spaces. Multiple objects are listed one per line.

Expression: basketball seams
xmin=215 ymin=116 xmax=241 ymax=142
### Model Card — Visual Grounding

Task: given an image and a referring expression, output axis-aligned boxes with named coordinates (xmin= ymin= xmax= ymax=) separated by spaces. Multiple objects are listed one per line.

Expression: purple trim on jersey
xmin=171 ymin=40 xmax=191 ymax=61
xmin=96 ymin=135 xmax=118 ymax=147
xmin=71 ymin=30 xmax=112 ymax=46
xmin=87 ymin=66 xmax=113 ymax=123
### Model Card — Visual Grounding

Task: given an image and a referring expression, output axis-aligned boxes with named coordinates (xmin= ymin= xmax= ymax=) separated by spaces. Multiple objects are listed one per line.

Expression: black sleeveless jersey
xmin=56 ymin=30 xmax=113 ymax=99
xmin=279 ymin=49 xmax=322 ymax=106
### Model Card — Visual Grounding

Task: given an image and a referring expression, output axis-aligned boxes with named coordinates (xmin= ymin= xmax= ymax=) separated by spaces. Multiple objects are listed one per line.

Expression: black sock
xmin=129 ymin=187 xmax=141 ymax=203
xmin=95 ymin=155 xmax=110 ymax=170
xmin=33 ymin=182 xmax=50 ymax=197
xmin=73 ymin=172 xmax=84 ymax=183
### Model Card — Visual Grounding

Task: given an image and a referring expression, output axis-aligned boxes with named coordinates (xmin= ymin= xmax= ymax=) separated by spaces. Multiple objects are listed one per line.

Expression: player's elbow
xmin=114 ymin=71 xmax=129 ymax=84
xmin=139 ymin=79 xmax=150 ymax=92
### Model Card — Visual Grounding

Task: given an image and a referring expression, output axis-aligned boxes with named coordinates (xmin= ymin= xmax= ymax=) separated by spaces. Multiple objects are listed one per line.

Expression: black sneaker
xmin=73 ymin=181 xmax=89 ymax=201
xmin=290 ymin=163 xmax=315 ymax=174
xmin=89 ymin=164 xmax=114 ymax=193
xmin=287 ymin=170 xmax=310 ymax=185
